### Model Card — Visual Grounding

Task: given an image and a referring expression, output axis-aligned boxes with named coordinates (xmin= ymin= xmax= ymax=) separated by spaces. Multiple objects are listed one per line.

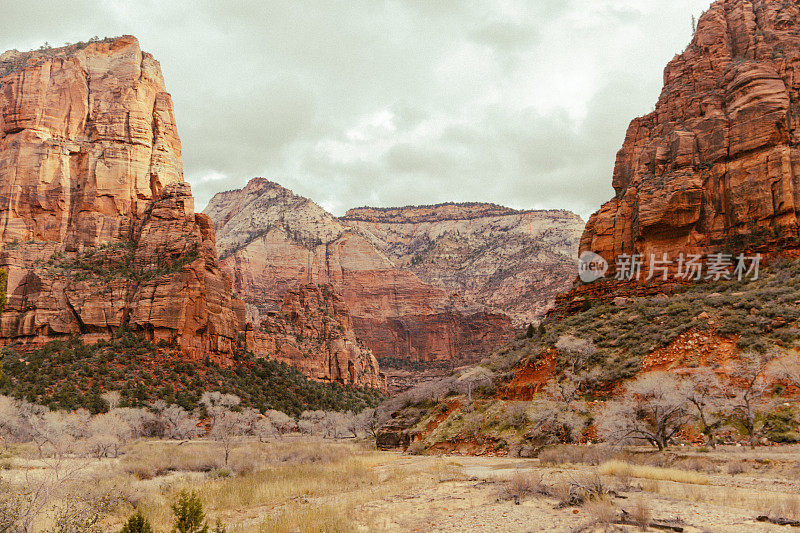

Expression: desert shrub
xmin=679 ymin=456 xmax=718 ymax=473
xmin=629 ymin=498 xmax=652 ymax=531
xmin=498 ymin=471 xmax=545 ymax=503
xmin=765 ymin=405 xmax=800 ymax=443
xmin=406 ymin=440 xmax=426 ymax=455
xmin=560 ymin=473 xmax=610 ymax=506
xmin=0 ymin=336 xmax=383 ymax=416
xmin=585 ymin=499 xmax=617 ymax=526
xmin=726 ymin=460 xmax=747 ymax=475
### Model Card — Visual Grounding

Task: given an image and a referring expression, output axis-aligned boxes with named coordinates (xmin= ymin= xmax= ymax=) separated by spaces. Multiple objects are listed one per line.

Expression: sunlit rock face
xmin=581 ymin=0 xmax=800 ymax=268
xmin=0 ymin=36 xmax=239 ymax=360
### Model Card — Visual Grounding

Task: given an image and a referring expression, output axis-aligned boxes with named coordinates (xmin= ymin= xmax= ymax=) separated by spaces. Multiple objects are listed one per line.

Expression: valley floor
xmin=4 ymin=438 xmax=800 ymax=532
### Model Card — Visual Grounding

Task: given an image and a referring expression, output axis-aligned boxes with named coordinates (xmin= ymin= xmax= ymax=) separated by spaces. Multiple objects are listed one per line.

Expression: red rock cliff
xmin=581 ymin=0 xmax=800 ymax=267
xmin=204 ymin=178 xmax=515 ymax=366
xmin=246 ymin=283 xmax=386 ymax=389
xmin=0 ymin=36 xmax=239 ymax=360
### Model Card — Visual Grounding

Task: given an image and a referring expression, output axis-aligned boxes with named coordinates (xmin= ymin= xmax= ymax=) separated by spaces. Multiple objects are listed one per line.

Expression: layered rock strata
xmin=0 ymin=37 xmax=238 ymax=360
xmin=581 ymin=0 xmax=800 ymax=270
xmin=205 ymin=178 xmax=515 ymax=366
xmin=342 ymin=205 xmax=583 ymax=325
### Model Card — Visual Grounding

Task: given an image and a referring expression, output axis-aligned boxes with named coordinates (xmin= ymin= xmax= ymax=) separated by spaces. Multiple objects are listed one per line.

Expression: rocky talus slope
xmin=0 ymin=36 xmax=239 ymax=360
xmin=205 ymin=178 xmax=515 ymax=372
xmin=342 ymin=205 xmax=583 ymax=325
xmin=581 ymin=0 xmax=800 ymax=268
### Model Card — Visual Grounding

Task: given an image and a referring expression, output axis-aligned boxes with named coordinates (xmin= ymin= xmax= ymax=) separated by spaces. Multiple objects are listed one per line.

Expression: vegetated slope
xmin=341 ymin=205 xmax=583 ymax=325
xmin=377 ymin=249 xmax=800 ymax=454
xmin=0 ymin=333 xmax=383 ymax=417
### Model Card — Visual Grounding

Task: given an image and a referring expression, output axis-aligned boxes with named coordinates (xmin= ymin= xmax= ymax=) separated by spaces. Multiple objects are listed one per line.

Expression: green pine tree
xmin=171 ymin=490 xmax=209 ymax=533
xmin=0 ymin=268 xmax=7 ymax=315
xmin=525 ymin=323 xmax=535 ymax=338
xmin=120 ymin=511 xmax=153 ymax=533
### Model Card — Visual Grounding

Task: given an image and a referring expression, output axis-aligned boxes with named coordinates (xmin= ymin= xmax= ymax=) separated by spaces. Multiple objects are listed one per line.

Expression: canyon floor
xmin=5 ymin=437 xmax=800 ymax=532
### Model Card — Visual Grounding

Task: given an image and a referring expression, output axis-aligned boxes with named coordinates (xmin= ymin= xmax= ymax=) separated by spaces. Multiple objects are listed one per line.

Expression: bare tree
xmin=771 ymin=351 xmax=800 ymax=390
xmin=163 ymin=404 xmax=200 ymax=440
xmin=112 ymin=407 xmax=156 ymax=439
xmin=357 ymin=408 xmax=382 ymax=440
xmin=525 ymin=398 xmax=585 ymax=447
xmin=457 ymin=367 xmax=495 ymax=402
xmin=597 ymin=372 xmax=689 ymax=450
xmin=100 ymin=390 xmax=122 ymax=410
xmin=265 ymin=409 xmax=296 ymax=434
xmin=679 ymin=369 xmax=726 ymax=448
xmin=201 ymin=393 xmax=252 ymax=466
xmin=0 ymin=395 xmax=29 ymax=446
xmin=253 ymin=416 xmax=279 ymax=442
xmin=85 ymin=411 xmax=133 ymax=458
xmin=728 ymin=351 xmax=776 ymax=448
xmin=555 ymin=335 xmax=597 ymax=375
xmin=4 ymin=453 xmax=89 ymax=533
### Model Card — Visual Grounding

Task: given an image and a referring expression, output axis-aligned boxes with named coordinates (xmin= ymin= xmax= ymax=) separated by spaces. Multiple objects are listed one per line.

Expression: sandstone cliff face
xmin=0 ymin=37 xmax=239 ymax=360
xmin=342 ymin=205 xmax=583 ymax=325
xmin=204 ymin=178 xmax=514 ymax=366
xmin=246 ymin=283 xmax=385 ymax=389
xmin=581 ymin=0 xmax=800 ymax=267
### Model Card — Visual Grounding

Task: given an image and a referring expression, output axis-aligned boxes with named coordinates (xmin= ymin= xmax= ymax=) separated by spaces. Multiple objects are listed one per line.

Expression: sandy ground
xmin=344 ymin=453 xmax=795 ymax=532
xmin=6 ymin=440 xmax=800 ymax=532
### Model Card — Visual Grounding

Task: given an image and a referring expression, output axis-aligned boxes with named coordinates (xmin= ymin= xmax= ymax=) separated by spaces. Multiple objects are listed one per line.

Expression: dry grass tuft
xmin=599 ymin=460 xmax=709 ymax=485
xmin=629 ymin=498 xmax=651 ymax=531
xmin=584 ymin=499 xmax=617 ymax=525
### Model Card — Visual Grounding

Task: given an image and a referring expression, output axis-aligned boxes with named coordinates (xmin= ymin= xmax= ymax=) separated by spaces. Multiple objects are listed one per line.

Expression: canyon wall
xmin=246 ymin=283 xmax=385 ymax=389
xmin=0 ymin=36 xmax=240 ymax=360
xmin=205 ymin=178 xmax=516 ymax=368
xmin=342 ymin=205 xmax=583 ymax=325
xmin=581 ymin=0 xmax=800 ymax=268
xmin=0 ymin=36 xmax=385 ymax=389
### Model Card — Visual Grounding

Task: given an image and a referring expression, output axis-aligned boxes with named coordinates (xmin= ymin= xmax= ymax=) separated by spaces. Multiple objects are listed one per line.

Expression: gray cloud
xmin=0 ymin=0 xmax=713 ymax=218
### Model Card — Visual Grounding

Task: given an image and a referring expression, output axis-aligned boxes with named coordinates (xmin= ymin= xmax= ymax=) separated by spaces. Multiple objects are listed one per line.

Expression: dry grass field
xmin=5 ymin=437 xmax=800 ymax=531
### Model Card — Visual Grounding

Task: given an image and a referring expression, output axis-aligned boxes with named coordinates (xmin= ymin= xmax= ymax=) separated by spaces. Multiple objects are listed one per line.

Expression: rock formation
xmin=342 ymin=205 xmax=583 ymax=325
xmin=581 ymin=0 xmax=800 ymax=269
xmin=204 ymin=178 xmax=516 ymax=369
xmin=246 ymin=283 xmax=385 ymax=389
xmin=0 ymin=36 xmax=239 ymax=360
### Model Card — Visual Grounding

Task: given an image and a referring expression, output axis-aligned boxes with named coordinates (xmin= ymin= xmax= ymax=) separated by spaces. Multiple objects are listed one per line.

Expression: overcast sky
xmin=1 ymin=0 xmax=712 ymax=218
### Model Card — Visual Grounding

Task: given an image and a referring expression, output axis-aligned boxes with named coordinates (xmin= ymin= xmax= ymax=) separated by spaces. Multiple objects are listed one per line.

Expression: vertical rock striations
xmin=581 ymin=0 xmax=800 ymax=267
xmin=0 ymin=37 xmax=238 ymax=360
xmin=246 ymin=283 xmax=386 ymax=389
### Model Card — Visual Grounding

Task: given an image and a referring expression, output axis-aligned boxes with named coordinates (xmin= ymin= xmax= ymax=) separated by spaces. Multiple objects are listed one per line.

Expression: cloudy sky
xmin=1 ymin=0 xmax=712 ymax=218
